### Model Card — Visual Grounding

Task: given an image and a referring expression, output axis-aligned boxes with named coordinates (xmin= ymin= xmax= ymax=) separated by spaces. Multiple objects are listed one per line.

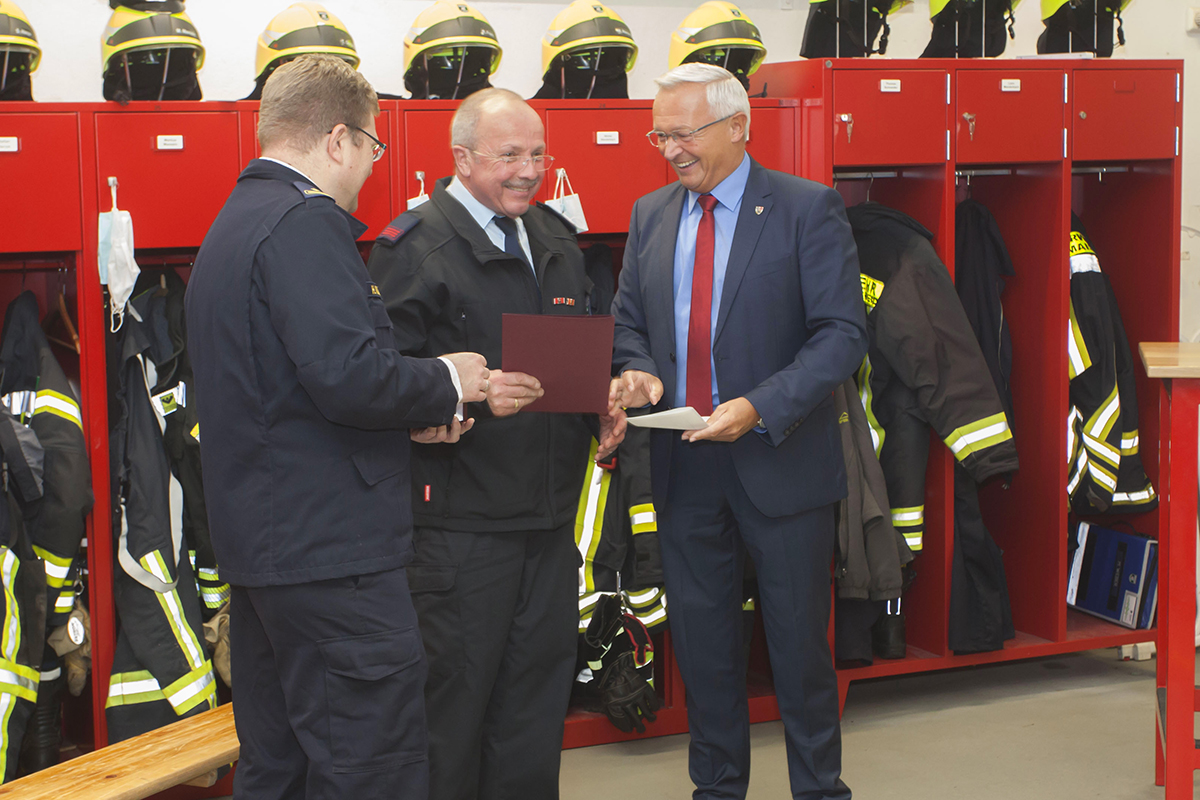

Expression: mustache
xmin=503 ymin=178 xmax=540 ymax=191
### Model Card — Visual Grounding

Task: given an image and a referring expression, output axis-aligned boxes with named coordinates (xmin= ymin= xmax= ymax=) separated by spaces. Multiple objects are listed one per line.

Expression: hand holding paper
xmin=501 ymin=314 xmax=614 ymax=414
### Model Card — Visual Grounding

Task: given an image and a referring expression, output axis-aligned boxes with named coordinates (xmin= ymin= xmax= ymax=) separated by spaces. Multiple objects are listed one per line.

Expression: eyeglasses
xmin=333 ymin=124 xmax=387 ymax=162
xmin=469 ymin=150 xmax=556 ymax=172
xmin=645 ymin=114 xmax=734 ymax=148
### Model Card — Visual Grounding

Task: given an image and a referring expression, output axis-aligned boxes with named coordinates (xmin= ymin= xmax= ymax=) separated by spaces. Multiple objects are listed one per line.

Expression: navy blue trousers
xmin=660 ymin=440 xmax=850 ymax=800
xmin=229 ymin=568 xmax=429 ymax=800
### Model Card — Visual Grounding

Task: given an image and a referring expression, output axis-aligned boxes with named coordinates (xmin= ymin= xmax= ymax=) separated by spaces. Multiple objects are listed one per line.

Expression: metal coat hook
xmin=108 ymin=176 xmax=119 ymax=211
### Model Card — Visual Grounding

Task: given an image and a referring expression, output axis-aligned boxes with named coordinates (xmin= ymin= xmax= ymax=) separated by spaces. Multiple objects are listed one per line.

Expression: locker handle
xmin=962 ymin=112 xmax=977 ymax=142
xmin=837 ymin=113 xmax=853 ymax=144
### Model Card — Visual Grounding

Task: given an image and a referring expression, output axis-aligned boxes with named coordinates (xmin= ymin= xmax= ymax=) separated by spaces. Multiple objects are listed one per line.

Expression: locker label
xmin=879 ymin=79 xmax=901 ymax=93
xmin=1001 ymin=79 xmax=1021 ymax=93
xmin=595 ymin=131 xmax=619 ymax=145
xmin=0 ymin=137 xmax=18 ymax=153
xmin=156 ymin=134 xmax=184 ymax=150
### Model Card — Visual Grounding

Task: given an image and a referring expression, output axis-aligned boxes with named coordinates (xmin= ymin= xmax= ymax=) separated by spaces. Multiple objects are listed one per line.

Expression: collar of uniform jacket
xmin=429 ymin=176 xmax=571 ymax=279
xmin=239 ymin=158 xmax=369 ymax=240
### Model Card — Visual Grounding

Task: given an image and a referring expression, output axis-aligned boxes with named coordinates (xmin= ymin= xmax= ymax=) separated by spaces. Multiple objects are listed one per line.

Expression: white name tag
xmin=0 ymin=137 xmax=18 ymax=153
xmin=156 ymin=134 xmax=184 ymax=150
xmin=595 ymin=131 xmax=619 ymax=145
xmin=1001 ymin=79 xmax=1022 ymax=93
xmin=880 ymin=79 xmax=902 ymax=93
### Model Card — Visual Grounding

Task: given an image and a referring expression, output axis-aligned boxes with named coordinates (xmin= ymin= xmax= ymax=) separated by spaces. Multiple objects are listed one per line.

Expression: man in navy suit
xmin=610 ymin=63 xmax=868 ymax=799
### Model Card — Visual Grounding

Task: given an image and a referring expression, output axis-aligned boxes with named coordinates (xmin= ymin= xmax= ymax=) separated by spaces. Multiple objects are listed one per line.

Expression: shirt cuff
xmin=437 ymin=356 xmax=465 ymax=422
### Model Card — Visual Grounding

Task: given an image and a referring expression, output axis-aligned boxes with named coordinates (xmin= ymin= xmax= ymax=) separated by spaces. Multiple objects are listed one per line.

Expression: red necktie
xmin=687 ymin=194 xmax=718 ymax=416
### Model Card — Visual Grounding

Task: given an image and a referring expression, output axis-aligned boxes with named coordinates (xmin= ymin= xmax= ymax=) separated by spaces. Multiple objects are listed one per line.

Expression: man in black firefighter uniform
xmin=186 ymin=55 xmax=489 ymax=800
xmin=368 ymin=87 xmax=625 ymax=800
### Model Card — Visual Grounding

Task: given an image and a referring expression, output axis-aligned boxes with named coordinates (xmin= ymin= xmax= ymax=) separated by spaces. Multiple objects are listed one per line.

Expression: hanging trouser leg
xmin=0 ymin=546 xmax=41 ymax=783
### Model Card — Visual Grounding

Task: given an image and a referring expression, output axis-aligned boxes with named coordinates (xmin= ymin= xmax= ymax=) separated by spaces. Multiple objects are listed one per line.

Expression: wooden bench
xmin=0 ymin=704 xmax=238 ymax=799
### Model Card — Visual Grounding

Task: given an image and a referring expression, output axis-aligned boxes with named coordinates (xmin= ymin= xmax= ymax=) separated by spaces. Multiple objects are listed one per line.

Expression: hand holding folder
xmin=501 ymin=314 xmax=615 ymax=414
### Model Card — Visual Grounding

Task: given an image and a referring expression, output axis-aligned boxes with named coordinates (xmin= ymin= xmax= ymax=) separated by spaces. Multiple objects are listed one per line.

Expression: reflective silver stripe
xmin=1086 ymin=390 xmax=1120 ymax=440
xmin=625 ymin=588 xmax=660 ymax=604
xmin=891 ymin=510 xmax=923 ymax=525
xmin=53 ymin=595 xmax=74 ymax=612
xmin=34 ymin=392 xmax=82 ymax=427
xmin=1112 ymin=487 xmax=1156 ymax=504
xmin=0 ymin=549 xmax=20 ymax=662
xmin=1070 ymin=253 xmax=1101 ymax=274
xmin=0 ymin=668 xmax=37 ymax=695
xmin=946 ymin=418 xmax=1011 ymax=457
xmin=1082 ymin=432 xmax=1120 ymax=467
xmin=634 ymin=605 xmax=667 ymax=627
xmin=630 ymin=511 xmax=656 ymax=528
xmin=166 ymin=668 xmax=215 ymax=710
xmin=39 ymin=667 xmax=61 ymax=681
xmin=1087 ymin=461 xmax=1117 ymax=491
xmin=42 ymin=560 xmax=70 ymax=580
xmin=109 ymin=676 xmax=162 ymax=697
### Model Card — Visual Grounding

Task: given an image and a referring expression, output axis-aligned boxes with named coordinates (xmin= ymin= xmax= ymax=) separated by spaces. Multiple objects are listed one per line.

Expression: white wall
xmin=16 ymin=0 xmax=1200 ymax=334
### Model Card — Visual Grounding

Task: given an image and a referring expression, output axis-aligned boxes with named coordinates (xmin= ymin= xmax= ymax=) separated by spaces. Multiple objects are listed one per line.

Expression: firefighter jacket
xmin=834 ymin=378 xmax=912 ymax=602
xmin=105 ymin=288 xmax=215 ymax=742
xmin=0 ymin=292 xmax=94 ymax=629
xmin=186 ymin=159 xmax=458 ymax=587
xmin=367 ymin=177 xmax=596 ymax=534
xmin=955 ymin=199 xmax=1016 ymax=428
xmin=1067 ymin=216 xmax=1157 ymax=514
xmin=0 ymin=412 xmax=50 ymax=781
xmin=575 ymin=426 xmax=667 ymax=634
xmin=847 ymin=203 xmax=1019 ymax=553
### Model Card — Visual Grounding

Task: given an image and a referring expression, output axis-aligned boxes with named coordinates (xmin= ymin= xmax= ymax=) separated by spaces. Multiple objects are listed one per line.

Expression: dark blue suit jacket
xmin=612 ymin=158 xmax=868 ymax=518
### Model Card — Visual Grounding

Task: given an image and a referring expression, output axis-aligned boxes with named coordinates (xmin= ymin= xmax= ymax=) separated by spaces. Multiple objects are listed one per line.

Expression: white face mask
xmin=543 ymin=168 xmax=589 ymax=233
xmin=98 ymin=179 xmax=141 ymax=332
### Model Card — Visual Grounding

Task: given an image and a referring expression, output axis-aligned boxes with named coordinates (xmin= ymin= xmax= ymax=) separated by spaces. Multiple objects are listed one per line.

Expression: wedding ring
xmin=515 ymin=399 xmax=520 ymax=410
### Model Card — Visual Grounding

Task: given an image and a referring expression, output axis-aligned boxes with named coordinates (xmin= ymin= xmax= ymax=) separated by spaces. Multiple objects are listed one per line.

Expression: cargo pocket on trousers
xmin=318 ymin=626 xmax=427 ymax=773
xmin=406 ymin=563 xmax=461 ymax=681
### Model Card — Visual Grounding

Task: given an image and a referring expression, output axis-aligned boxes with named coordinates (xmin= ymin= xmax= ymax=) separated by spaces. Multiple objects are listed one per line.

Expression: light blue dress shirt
xmin=672 ymin=153 xmax=751 ymax=410
xmin=446 ymin=177 xmax=535 ymax=278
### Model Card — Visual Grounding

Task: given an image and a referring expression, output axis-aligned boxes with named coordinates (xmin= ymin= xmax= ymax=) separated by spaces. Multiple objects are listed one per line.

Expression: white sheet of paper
xmin=626 ymin=407 xmax=710 ymax=430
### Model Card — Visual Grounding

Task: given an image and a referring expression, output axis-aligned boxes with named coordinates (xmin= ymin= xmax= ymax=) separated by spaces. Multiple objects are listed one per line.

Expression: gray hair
xmin=450 ymin=87 xmax=528 ymax=149
xmin=655 ymin=63 xmax=751 ymax=141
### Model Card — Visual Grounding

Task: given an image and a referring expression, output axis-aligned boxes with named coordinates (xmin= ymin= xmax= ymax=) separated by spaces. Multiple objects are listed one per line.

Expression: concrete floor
xmin=560 ymin=648 xmax=1182 ymax=799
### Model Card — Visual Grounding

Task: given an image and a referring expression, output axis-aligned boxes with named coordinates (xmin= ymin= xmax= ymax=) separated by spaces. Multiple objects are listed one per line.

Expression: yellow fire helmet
xmin=1039 ymin=0 xmax=1125 ymax=19
xmin=101 ymin=4 xmax=204 ymax=73
xmin=668 ymin=1 xmax=766 ymax=78
xmin=0 ymin=0 xmax=39 ymax=71
xmin=255 ymin=3 xmax=358 ymax=81
xmin=931 ymin=0 xmax=1024 ymax=16
xmin=541 ymin=1 xmax=637 ymax=76
xmin=403 ymin=1 xmax=501 ymax=77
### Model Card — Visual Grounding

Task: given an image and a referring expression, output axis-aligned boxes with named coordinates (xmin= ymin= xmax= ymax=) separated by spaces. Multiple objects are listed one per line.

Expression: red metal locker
xmin=745 ymin=106 xmax=795 ymax=173
xmin=832 ymin=70 xmax=948 ymax=166
xmin=956 ymin=70 xmax=1066 ymax=164
xmin=1073 ymin=69 xmax=1179 ymax=161
xmin=95 ymin=111 xmax=240 ymax=249
xmin=402 ymin=109 xmax=456 ymax=205
xmin=544 ymin=108 xmax=666 ymax=234
xmin=0 ymin=112 xmax=83 ymax=253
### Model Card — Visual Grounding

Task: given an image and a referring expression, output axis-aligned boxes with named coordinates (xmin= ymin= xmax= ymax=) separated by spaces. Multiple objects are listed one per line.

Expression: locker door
xmin=403 ymin=110 xmax=456 ymax=204
xmin=0 ymin=113 xmax=82 ymax=253
xmin=95 ymin=111 xmax=240 ymax=249
xmin=745 ymin=107 xmax=795 ymax=174
xmin=545 ymin=108 xmax=666 ymax=234
xmin=832 ymin=70 xmax=949 ymax=166
xmin=1073 ymin=69 xmax=1178 ymax=161
xmin=956 ymin=70 xmax=1066 ymax=164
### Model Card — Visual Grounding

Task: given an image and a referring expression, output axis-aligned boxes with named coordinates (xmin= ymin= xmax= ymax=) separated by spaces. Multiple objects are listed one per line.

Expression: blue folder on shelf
xmin=1067 ymin=522 xmax=1156 ymax=629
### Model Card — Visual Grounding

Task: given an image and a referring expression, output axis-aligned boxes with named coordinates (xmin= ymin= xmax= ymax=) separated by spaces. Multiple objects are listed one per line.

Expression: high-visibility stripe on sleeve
xmin=201 ymin=585 xmax=231 ymax=609
xmin=32 ymin=546 xmax=73 ymax=589
xmin=1070 ymin=252 xmax=1101 ymax=275
xmin=944 ymin=412 xmax=1013 ymax=461
xmin=856 ymin=356 xmax=885 ymax=457
xmin=1082 ymin=432 xmax=1120 ymax=470
xmin=1085 ymin=385 xmax=1121 ymax=442
xmin=891 ymin=506 xmax=924 ymax=527
xmin=629 ymin=504 xmax=657 ymax=535
xmin=1067 ymin=302 xmax=1093 ymax=380
xmin=1120 ymin=430 xmax=1140 ymax=456
xmin=0 ymin=659 xmax=39 ymax=703
xmin=164 ymin=662 xmax=217 ymax=715
xmin=153 ymin=587 xmax=207 ymax=670
xmin=0 ymin=549 xmax=21 ymax=664
xmin=106 ymin=670 xmax=166 ymax=708
xmin=33 ymin=389 xmax=83 ymax=431
xmin=1111 ymin=484 xmax=1157 ymax=506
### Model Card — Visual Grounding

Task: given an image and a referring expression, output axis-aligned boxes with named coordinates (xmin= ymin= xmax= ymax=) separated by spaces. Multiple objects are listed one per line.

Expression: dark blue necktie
xmin=493 ymin=215 xmax=530 ymax=269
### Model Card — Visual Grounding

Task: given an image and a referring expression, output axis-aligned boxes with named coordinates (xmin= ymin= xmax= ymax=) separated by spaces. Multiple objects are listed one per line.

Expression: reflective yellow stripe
xmin=901 ymin=530 xmax=923 ymax=551
xmin=0 ymin=658 xmax=38 ymax=703
xmin=1087 ymin=459 xmax=1118 ymax=492
xmin=857 ymin=356 xmax=885 ymax=457
xmin=1112 ymin=483 xmax=1157 ymax=506
xmin=944 ymin=412 xmax=1013 ymax=461
xmin=629 ymin=503 xmax=656 ymax=535
xmin=106 ymin=670 xmax=166 ymax=708
xmin=1082 ymin=432 xmax=1120 ymax=469
xmin=1085 ymin=384 xmax=1121 ymax=442
xmin=1068 ymin=301 xmax=1092 ymax=379
xmin=1120 ymin=430 xmax=1140 ymax=456
xmin=573 ymin=440 xmax=611 ymax=594
xmin=164 ymin=661 xmax=217 ymax=715
xmin=0 ymin=694 xmax=15 ymax=777
xmin=890 ymin=506 xmax=924 ymax=526
xmin=153 ymin=586 xmax=207 ymax=671
xmin=0 ymin=549 xmax=21 ymax=664
xmin=34 ymin=388 xmax=83 ymax=429
xmin=33 ymin=546 xmax=73 ymax=589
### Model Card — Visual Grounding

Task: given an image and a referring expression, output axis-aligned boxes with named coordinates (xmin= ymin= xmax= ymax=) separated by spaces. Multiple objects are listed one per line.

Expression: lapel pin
xmin=755 ymin=206 xmax=764 ymax=215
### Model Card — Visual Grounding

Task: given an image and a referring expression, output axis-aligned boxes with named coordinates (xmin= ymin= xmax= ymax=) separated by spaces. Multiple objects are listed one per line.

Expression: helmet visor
xmin=424 ymin=45 xmax=494 ymax=77
xmin=685 ymin=46 xmax=759 ymax=78
xmin=558 ymin=45 xmax=631 ymax=72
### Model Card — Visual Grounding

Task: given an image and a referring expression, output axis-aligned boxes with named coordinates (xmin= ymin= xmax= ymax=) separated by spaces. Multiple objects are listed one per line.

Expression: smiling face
xmin=652 ymin=80 xmax=747 ymax=195
xmin=453 ymin=99 xmax=546 ymax=218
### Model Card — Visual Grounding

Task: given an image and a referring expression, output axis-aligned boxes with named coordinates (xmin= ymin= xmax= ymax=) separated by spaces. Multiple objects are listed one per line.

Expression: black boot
xmin=871 ymin=600 xmax=907 ymax=660
xmin=19 ymin=672 xmax=65 ymax=773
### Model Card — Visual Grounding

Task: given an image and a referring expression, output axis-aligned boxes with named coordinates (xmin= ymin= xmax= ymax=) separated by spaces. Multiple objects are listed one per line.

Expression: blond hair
xmin=258 ymin=54 xmax=379 ymax=154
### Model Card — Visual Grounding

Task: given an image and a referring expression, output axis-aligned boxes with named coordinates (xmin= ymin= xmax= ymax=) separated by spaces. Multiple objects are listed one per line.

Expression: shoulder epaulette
xmin=292 ymin=180 xmax=333 ymax=201
xmin=534 ymin=201 xmax=577 ymax=235
xmin=377 ymin=211 xmax=422 ymax=245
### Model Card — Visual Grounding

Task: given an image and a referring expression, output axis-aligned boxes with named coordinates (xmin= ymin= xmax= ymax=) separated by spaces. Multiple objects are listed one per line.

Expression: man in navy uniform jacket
xmin=610 ymin=63 xmax=868 ymax=800
xmin=186 ymin=55 xmax=488 ymax=799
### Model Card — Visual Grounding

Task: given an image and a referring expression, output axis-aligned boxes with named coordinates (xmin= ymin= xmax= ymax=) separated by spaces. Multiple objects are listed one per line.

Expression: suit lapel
xmin=650 ymin=184 xmax=686 ymax=400
xmin=714 ymin=161 xmax=772 ymax=345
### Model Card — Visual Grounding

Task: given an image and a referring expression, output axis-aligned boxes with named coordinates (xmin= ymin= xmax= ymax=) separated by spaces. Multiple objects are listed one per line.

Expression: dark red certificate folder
xmin=501 ymin=314 xmax=614 ymax=414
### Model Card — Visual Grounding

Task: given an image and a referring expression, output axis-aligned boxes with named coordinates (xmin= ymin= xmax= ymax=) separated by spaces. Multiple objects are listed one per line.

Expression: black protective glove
xmin=582 ymin=594 xmax=661 ymax=733
xmin=597 ymin=650 xmax=661 ymax=733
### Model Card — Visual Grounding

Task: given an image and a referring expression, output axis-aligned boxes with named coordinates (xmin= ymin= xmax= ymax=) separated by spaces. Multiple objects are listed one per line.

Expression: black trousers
xmin=229 ymin=568 xmax=428 ymax=800
xmin=660 ymin=440 xmax=850 ymax=800
xmin=408 ymin=522 xmax=578 ymax=800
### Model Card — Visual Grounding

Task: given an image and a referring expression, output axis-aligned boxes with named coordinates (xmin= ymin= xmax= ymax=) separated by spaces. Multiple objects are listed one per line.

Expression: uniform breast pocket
xmin=367 ymin=293 xmax=395 ymax=351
